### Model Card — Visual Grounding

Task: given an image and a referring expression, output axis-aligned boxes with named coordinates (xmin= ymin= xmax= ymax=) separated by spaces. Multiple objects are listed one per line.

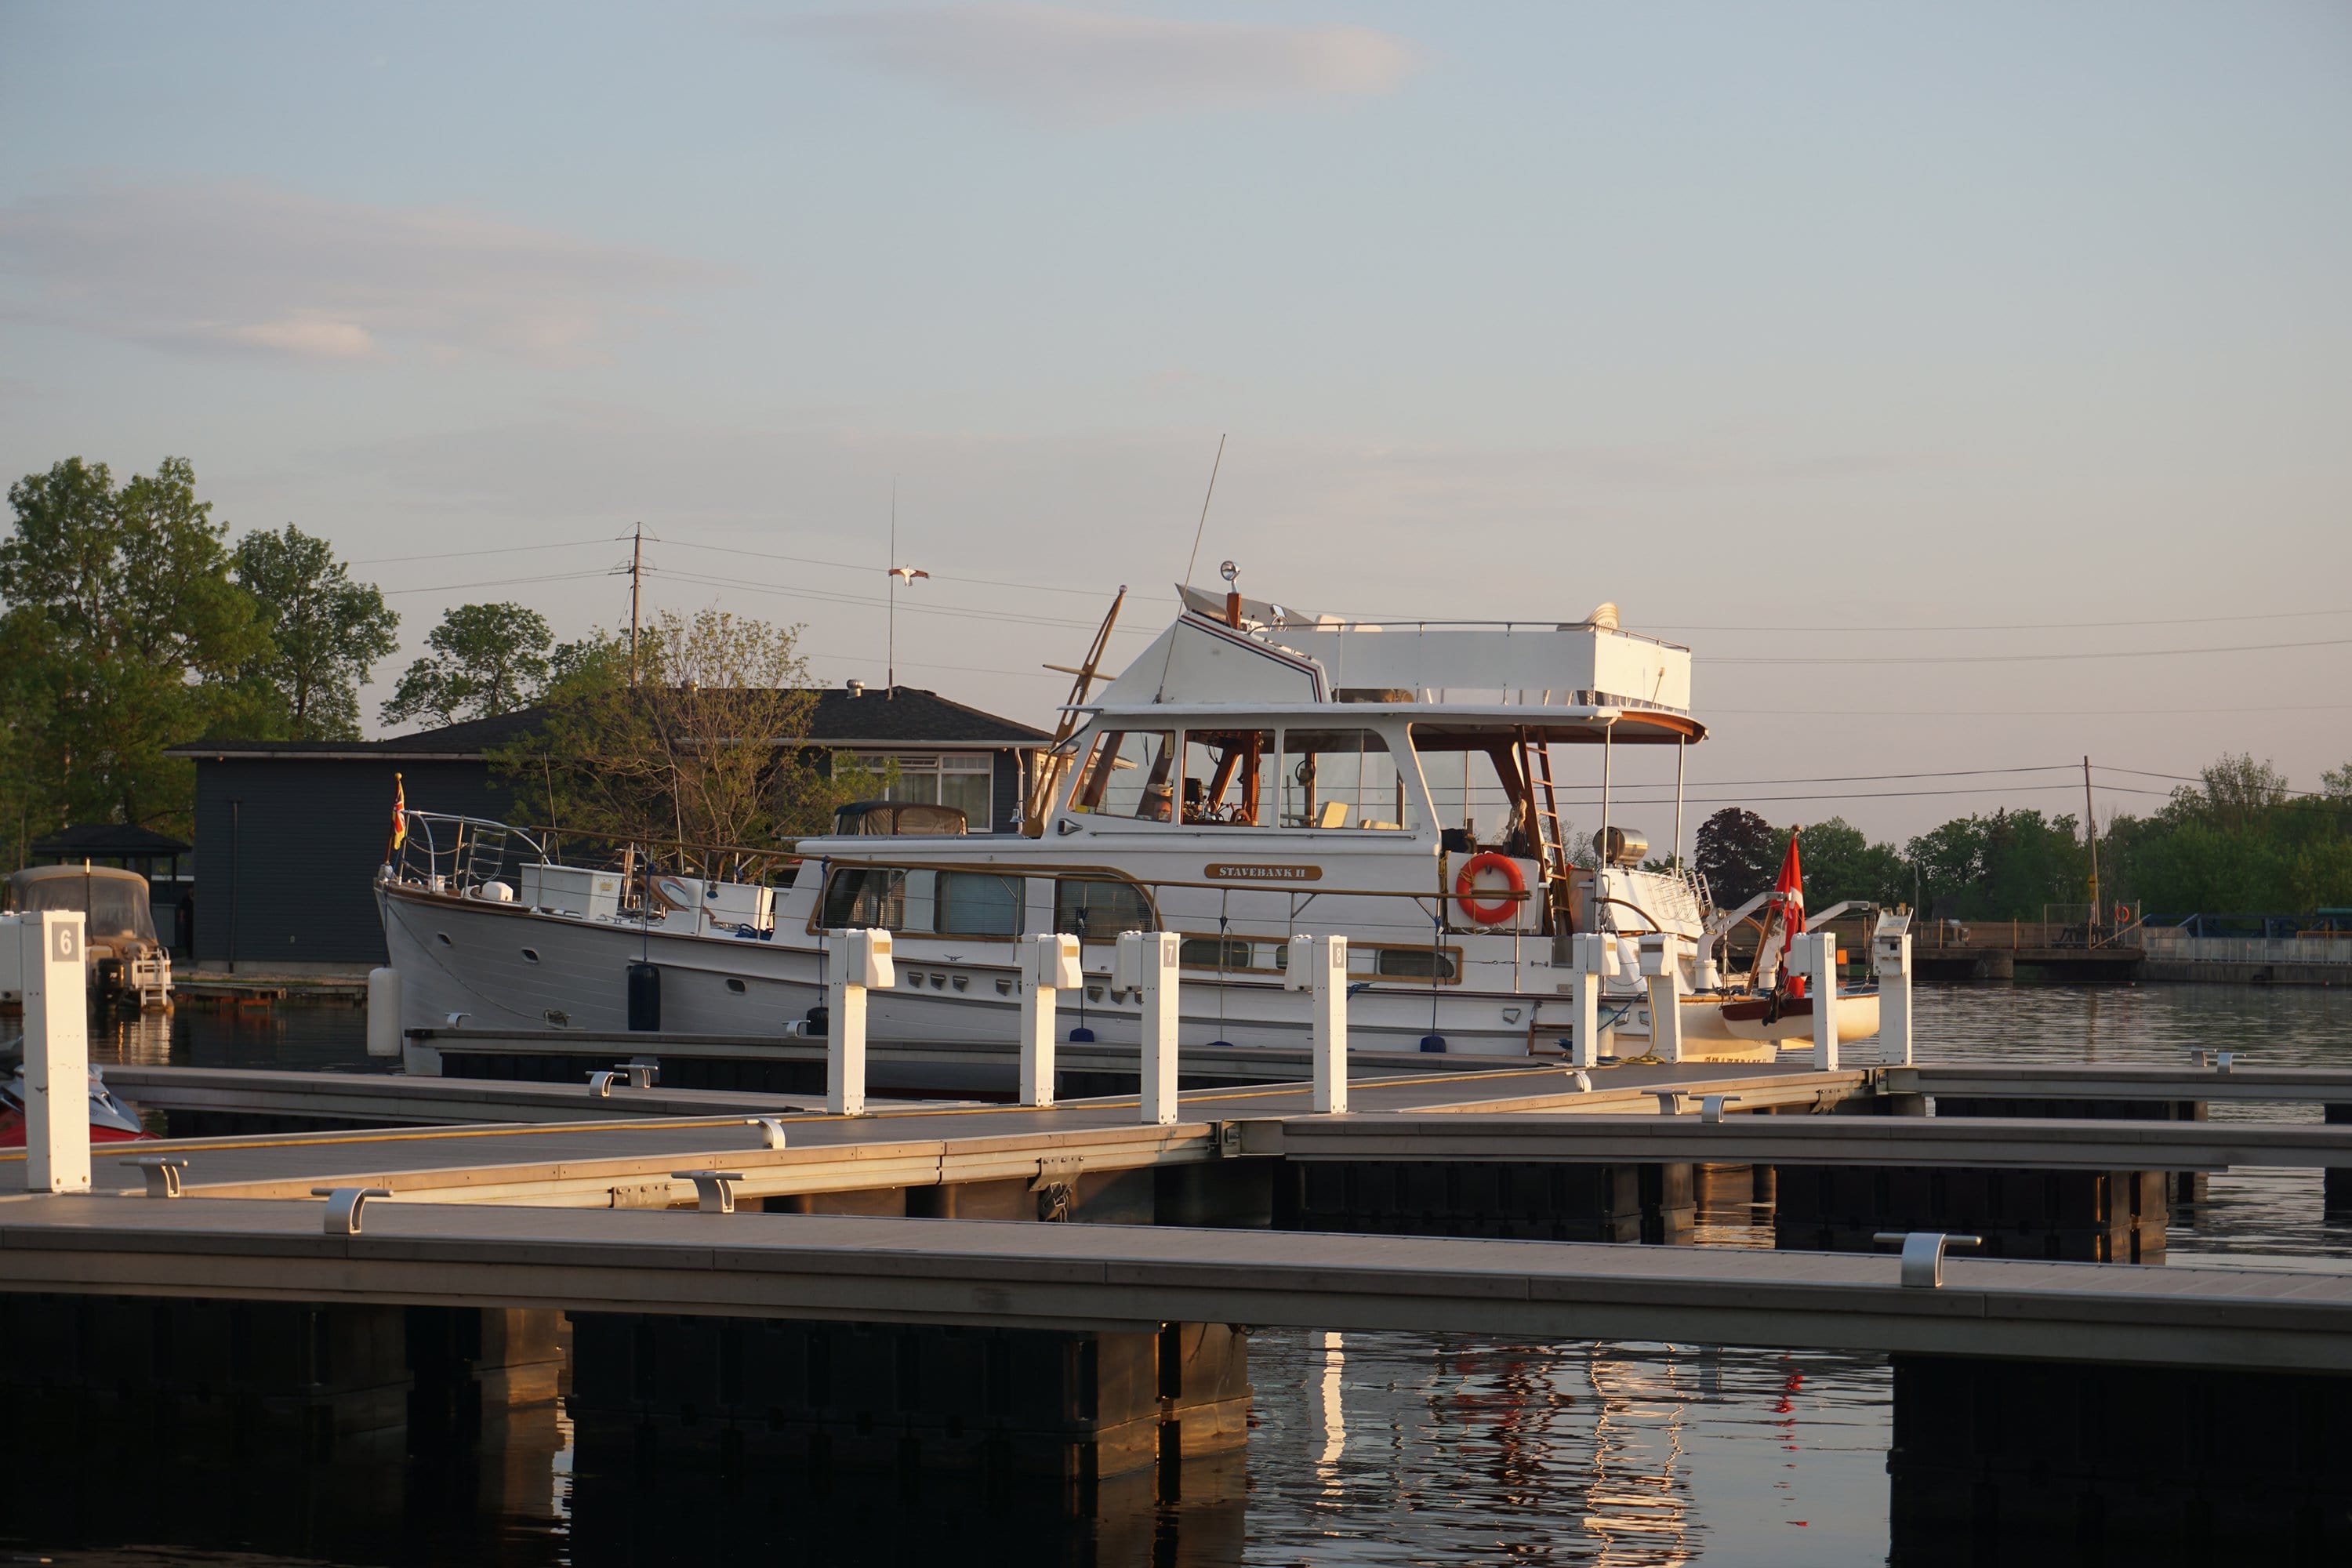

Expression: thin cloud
xmin=0 ymin=180 xmax=728 ymax=365
xmin=781 ymin=5 xmax=1417 ymax=122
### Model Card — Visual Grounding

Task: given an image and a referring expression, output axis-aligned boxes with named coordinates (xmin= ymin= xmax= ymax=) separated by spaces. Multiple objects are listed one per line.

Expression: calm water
xmin=5 ymin=982 xmax=2347 ymax=1566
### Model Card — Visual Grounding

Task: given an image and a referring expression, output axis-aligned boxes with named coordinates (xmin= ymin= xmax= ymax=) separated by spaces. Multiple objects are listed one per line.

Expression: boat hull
xmin=382 ymin=882 xmax=1579 ymax=1063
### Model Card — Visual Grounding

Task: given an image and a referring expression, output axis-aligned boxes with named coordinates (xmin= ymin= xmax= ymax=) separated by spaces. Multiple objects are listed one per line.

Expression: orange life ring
xmin=1454 ymin=852 xmax=1525 ymax=925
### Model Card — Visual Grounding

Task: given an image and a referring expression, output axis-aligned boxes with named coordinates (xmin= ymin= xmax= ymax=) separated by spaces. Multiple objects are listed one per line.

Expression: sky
xmin=2 ymin=2 xmax=2347 ymax=847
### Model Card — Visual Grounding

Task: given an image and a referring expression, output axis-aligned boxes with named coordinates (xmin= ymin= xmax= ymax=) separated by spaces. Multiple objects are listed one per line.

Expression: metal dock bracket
xmin=131 ymin=1156 xmax=188 ymax=1199
xmin=746 ymin=1116 xmax=789 ymax=1150
xmin=312 ymin=1186 xmax=395 ymax=1236
xmin=1699 ymin=1094 xmax=1742 ymax=1123
xmin=674 ymin=1170 xmax=746 ymax=1214
xmin=1875 ymin=1230 xmax=1982 ymax=1288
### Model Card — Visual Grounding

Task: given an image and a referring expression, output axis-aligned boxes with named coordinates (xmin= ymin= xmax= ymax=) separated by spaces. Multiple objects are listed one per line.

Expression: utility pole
xmin=887 ymin=481 xmax=896 ymax=696
xmin=2083 ymin=755 xmax=2101 ymax=924
xmin=627 ymin=522 xmax=644 ymax=688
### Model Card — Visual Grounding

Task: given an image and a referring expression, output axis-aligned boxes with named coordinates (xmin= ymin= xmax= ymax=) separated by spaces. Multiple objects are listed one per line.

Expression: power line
xmin=1700 ymin=636 xmax=2352 ymax=666
xmin=656 ymin=567 xmax=1152 ymax=634
xmin=349 ymin=537 xmax=608 ymax=566
xmin=659 ymin=537 xmax=1172 ymax=607
xmin=1548 ymin=781 xmax=2180 ymax=805
xmin=1736 ymin=702 xmax=2352 ymax=717
xmin=1649 ymin=605 xmax=2352 ymax=634
xmin=377 ymin=569 xmax=614 ymax=597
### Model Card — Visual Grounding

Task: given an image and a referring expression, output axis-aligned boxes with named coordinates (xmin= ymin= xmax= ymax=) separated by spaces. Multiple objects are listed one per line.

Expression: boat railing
xmin=526 ymin=825 xmax=805 ymax=887
xmin=390 ymin=812 xmax=546 ymax=897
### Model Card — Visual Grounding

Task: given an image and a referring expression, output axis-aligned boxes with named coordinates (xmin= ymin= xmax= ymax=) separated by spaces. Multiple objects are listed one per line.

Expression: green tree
xmin=1695 ymin=807 xmax=1781 ymax=907
xmin=1796 ymin=817 xmax=1909 ymax=910
xmin=0 ymin=456 xmax=265 ymax=834
xmin=380 ymin=602 xmax=554 ymax=729
xmin=230 ymin=524 xmax=399 ymax=739
xmin=493 ymin=609 xmax=880 ymax=861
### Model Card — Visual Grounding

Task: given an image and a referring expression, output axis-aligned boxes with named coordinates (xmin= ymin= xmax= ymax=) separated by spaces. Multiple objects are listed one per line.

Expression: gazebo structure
xmin=30 ymin=823 xmax=192 ymax=884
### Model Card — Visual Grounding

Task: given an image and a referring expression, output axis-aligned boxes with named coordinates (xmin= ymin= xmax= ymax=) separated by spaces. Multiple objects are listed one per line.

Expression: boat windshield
xmin=6 ymin=869 xmax=159 ymax=942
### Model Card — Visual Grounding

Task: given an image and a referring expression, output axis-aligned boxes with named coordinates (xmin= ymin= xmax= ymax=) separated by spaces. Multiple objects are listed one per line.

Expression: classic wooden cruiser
xmin=379 ymin=585 xmax=1879 ymax=1063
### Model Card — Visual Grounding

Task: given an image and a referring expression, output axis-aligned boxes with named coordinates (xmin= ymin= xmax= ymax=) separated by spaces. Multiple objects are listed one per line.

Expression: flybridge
xmin=1091 ymin=585 xmax=1693 ymax=717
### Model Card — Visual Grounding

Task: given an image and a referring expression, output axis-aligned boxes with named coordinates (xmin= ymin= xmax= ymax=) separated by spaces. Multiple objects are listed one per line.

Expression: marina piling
xmin=1639 ymin=932 xmax=1684 ymax=1064
xmin=823 ymin=928 xmax=893 ymax=1116
xmin=1287 ymin=934 xmax=1349 ymax=1114
xmin=1020 ymin=932 xmax=1082 ymax=1109
xmin=13 ymin=909 xmax=92 ymax=1194
xmin=1874 ymin=927 xmax=1913 ymax=1065
xmin=1802 ymin=931 xmax=1842 ymax=1069
xmin=1116 ymin=931 xmax=1182 ymax=1126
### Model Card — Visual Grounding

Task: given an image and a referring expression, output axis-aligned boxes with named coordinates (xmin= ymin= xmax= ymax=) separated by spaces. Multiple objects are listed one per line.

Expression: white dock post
xmin=1020 ymin=932 xmax=1082 ymax=1109
xmin=1874 ymin=926 xmax=1914 ymax=1065
xmin=1116 ymin=931 xmax=1181 ymax=1126
xmin=824 ymin=928 xmax=893 ymax=1116
xmin=1639 ymin=932 xmax=1685 ymax=1065
xmin=16 ymin=910 xmax=92 ymax=1194
xmin=1804 ymin=930 xmax=1842 ymax=1070
xmin=366 ymin=967 xmax=402 ymax=1058
xmin=1285 ymin=934 xmax=1348 ymax=1113
xmin=1563 ymin=932 xmax=1603 ymax=1069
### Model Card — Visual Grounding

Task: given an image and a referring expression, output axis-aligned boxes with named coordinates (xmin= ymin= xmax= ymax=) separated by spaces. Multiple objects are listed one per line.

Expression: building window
xmin=858 ymin=753 xmax=996 ymax=829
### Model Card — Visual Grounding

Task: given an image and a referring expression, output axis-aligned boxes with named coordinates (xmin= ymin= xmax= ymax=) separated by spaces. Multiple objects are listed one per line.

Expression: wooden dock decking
xmin=32 ymin=1062 xmax=1867 ymax=1206
xmin=6 ymin=1195 xmax=2350 ymax=1374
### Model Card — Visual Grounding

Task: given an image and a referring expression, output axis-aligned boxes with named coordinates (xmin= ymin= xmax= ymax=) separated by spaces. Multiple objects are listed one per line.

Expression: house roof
xmin=31 ymin=823 xmax=194 ymax=858
xmin=165 ymin=686 xmax=1051 ymax=762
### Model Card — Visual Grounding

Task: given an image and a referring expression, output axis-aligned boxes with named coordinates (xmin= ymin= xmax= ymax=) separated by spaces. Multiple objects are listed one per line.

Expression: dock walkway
xmin=6 ymin=1195 xmax=2348 ymax=1374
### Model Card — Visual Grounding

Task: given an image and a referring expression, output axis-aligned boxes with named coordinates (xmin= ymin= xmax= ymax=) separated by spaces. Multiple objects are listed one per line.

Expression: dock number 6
xmin=52 ymin=924 xmax=79 ymax=964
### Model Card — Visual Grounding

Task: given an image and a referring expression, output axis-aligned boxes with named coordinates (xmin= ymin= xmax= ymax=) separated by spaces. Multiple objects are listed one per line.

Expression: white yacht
xmin=379 ymin=585 xmax=1878 ymax=1062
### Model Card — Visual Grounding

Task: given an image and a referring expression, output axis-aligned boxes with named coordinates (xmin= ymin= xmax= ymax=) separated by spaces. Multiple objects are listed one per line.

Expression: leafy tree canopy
xmin=493 ymin=608 xmax=883 ymax=866
xmin=380 ymin=601 xmax=554 ymax=729
xmin=1695 ymin=807 xmax=1780 ymax=907
xmin=231 ymin=524 xmax=399 ymax=740
xmin=0 ymin=456 xmax=265 ymax=835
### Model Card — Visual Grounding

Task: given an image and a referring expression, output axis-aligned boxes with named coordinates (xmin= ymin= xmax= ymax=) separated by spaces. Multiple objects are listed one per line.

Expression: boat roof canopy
xmin=1076 ymin=702 xmax=1703 ymax=744
xmin=1093 ymin=598 xmax=1697 ymax=726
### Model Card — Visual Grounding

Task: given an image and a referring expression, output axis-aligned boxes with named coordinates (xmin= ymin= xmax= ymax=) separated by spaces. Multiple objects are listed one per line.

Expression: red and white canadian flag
xmin=1759 ymin=829 xmax=1806 ymax=989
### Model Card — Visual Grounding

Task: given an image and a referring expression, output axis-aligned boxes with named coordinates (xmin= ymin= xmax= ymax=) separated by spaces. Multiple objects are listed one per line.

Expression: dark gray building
xmin=166 ymin=686 xmax=1049 ymax=973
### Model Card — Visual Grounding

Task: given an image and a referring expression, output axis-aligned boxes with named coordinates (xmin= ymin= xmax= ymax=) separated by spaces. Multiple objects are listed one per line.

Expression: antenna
xmin=1181 ymin=434 xmax=1226 ymax=590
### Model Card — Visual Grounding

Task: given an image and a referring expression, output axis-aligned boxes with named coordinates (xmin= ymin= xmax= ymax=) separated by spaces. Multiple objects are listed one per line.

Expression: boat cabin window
xmin=820 ymin=866 xmax=1022 ymax=938
xmin=1054 ymin=877 xmax=1155 ymax=941
xmin=1281 ymin=728 xmax=1414 ymax=832
xmin=1374 ymin=946 xmax=1459 ymax=981
xmin=1179 ymin=936 xmax=1256 ymax=971
xmin=1417 ymin=736 xmax=1536 ymax=856
xmin=1071 ymin=731 xmax=1179 ymax=822
xmin=1180 ymin=728 xmax=1277 ymax=826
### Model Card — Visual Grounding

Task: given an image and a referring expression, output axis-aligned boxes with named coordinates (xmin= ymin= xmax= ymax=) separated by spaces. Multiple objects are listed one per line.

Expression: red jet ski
xmin=0 ymin=1065 xmax=154 ymax=1146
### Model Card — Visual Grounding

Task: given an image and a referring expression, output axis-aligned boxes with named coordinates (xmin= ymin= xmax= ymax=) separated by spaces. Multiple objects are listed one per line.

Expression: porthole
xmin=521 ymin=948 xmax=541 ymax=964
xmin=726 ymin=978 xmax=747 ymax=994
xmin=435 ymin=932 xmax=453 ymax=947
